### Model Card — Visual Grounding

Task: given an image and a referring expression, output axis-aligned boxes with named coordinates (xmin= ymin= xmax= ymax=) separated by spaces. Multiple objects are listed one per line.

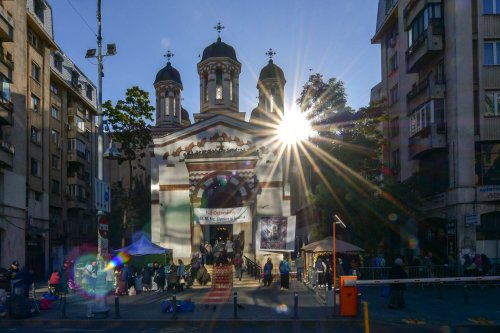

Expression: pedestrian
xmin=168 ymin=262 xmax=177 ymax=291
xmin=196 ymin=264 xmax=211 ymax=285
xmin=176 ymin=259 xmax=186 ymax=292
xmin=205 ymin=241 xmax=213 ymax=265
xmin=233 ymin=253 xmax=243 ymax=281
xmin=481 ymin=254 xmax=491 ymax=276
xmin=279 ymin=257 xmax=291 ymax=290
xmin=388 ymin=258 xmax=407 ymax=309
xmin=315 ymin=257 xmax=325 ymax=287
xmin=156 ymin=264 xmax=166 ymax=292
xmin=225 ymin=237 xmax=234 ymax=259
xmin=263 ymin=258 xmax=273 ymax=287
xmin=325 ymin=258 xmax=333 ymax=290
xmin=200 ymin=240 xmax=208 ymax=265
xmin=233 ymin=236 xmax=242 ymax=255
xmin=295 ymin=254 xmax=304 ymax=282
xmin=141 ymin=264 xmax=152 ymax=292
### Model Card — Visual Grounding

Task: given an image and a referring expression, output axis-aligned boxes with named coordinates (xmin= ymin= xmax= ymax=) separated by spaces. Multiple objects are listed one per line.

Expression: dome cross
xmin=214 ymin=21 xmax=225 ymax=39
xmin=164 ymin=50 xmax=174 ymax=64
xmin=266 ymin=48 xmax=276 ymax=60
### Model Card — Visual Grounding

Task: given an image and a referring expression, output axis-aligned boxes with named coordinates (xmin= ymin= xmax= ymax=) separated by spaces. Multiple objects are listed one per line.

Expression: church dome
xmin=154 ymin=62 xmax=182 ymax=86
xmin=201 ymin=37 xmax=238 ymax=62
xmin=259 ymin=60 xmax=285 ymax=83
xmin=181 ymin=107 xmax=190 ymax=123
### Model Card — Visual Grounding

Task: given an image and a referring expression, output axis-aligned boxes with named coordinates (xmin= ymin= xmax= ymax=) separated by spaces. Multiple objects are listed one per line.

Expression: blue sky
xmin=50 ymin=0 xmax=381 ymax=121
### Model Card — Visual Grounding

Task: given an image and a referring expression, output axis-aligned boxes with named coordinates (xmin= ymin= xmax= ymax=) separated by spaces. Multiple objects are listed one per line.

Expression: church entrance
xmin=201 ymin=174 xmax=242 ymax=250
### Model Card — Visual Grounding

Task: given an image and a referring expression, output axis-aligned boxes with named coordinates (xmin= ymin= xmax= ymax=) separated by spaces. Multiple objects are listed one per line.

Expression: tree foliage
xmin=102 ymin=86 xmax=154 ymax=247
xmin=296 ymin=74 xmax=421 ymax=254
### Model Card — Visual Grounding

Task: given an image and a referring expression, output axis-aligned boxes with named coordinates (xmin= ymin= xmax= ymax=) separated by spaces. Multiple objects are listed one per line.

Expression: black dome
xmin=259 ymin=60 xmax=285 ymax=83
xmin=201 ymin=37 xmax=238 ymax=62
xmin=154 ymin=62 xmax=182 ymax=86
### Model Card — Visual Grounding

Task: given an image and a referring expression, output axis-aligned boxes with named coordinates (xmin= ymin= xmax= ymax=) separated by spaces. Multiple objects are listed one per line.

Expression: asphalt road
xmin=1 ymin=322 xmax=499 ymax=333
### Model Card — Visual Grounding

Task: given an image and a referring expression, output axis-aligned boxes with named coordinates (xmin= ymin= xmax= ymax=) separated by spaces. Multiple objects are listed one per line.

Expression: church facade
xmin=150 ymin=32 xmax=292 ymax=262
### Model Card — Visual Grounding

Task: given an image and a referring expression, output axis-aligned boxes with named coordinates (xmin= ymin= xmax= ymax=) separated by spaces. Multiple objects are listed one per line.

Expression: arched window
xmin=160 ymin=95 xmax=166 ymax=116
xmin=216 ymin=69 xmax=223 ymax=100
xmin=164 ymin=94 xmax=169 ymax=116
xmin=204 ymin=73 xmax=208 ymax=102
xmin=229 ymin=72 xmax=234 ymax=101
xmin=270 ymin=87 xmax=275 ymax=113
xmin=171 ymin=92 xmax=176 ymax=117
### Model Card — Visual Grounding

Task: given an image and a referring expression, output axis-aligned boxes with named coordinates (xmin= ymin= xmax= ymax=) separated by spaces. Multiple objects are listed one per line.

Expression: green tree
xmin=102 ymin=86 xmax=154 ymax=247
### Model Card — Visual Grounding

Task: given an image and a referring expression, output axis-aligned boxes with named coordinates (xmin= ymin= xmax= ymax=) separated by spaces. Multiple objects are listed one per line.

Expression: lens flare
xmin=388 ymin=213 xmax=399 ymax=222
xmin=277 ymin=109 xmax=314 ymax=146
xmin=105 ymin=252 xmax=131 ymax=271
xmin=275 ymin=303 xmax=289 ymax=314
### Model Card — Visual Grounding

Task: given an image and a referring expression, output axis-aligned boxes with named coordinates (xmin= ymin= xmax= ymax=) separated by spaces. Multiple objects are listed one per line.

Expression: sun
xmin=277 ymin=109 xmax=315 ymax=146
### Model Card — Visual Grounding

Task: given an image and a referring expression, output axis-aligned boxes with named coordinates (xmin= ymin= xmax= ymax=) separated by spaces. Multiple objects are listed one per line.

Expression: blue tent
xmin=114 ymin=234 xmax=171 ymax=255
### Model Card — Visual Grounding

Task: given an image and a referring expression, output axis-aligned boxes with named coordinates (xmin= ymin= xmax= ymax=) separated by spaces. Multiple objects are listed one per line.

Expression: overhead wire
xmin=65 ymin=0 xmax=97 ymax=37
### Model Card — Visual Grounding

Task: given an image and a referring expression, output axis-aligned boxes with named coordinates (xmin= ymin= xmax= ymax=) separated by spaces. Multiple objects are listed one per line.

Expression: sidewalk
xmin=0 ymin=279 xmax=499 ymax=329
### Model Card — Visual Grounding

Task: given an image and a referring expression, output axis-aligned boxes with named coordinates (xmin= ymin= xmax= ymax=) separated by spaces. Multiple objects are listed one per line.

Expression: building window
xmin=477 ymin=143 xmax=500 ymax=185
xmin=203 ymin=75 xmax=208 ymax=102
xmin=390 ymin=84 xmax=399 ymax=104
xmin=0 ymin=75 xmax=11 ymax=102
xmin=408 ymin=4 xmax=442 ymax=48
xmin=409 ymin=101 xmax=436 ymax=136
xmin=34 ymin=0 xmax=45 ymax=23
xmin=216 ymin=69 xmax=223 ymax=100
xmin=51 ymin=155 xmax=60 ymax=170
xmin=390 ymin=117 xmax=399 ymax=137
xmin=30 ymin=158 xmax=40 ymax=177
xmin=31 ymin=94 xmax=40 ymax=112
xmin=86 ymin=84 xmax=93 ymax=100
xmin=28 ymin=29 xmax=38 ymax=49
xmin=391 ymin=149 xmax=400 ymax=175
xmin=53 ymin=55 xmax=63 ymax=72
xmin=50 ymin=82 xmax=59 ymax=95
xmin=51 ymin=105 xmax=59 ymax=119
xmin=389 ymin=52 xmax=398 ymax=73
xmin=229 ymin=72 xmax=234 ymax=101
xmin=31 ymin=62 xmax=40 ymax=82
xmin=485 ymin=91 xmax=500 ymax=116
xmin=484 ymin=41 xmax=500 ymax=65
xmin=76 ymin=116 xmax=85 ymax=132
xmin=51 ymin=179 xmax=60 ymax=194
xmin=71 ymin=70 xmax=80 ymax=89
xmin=484 ymin=0 xmax=500 ymax=14
xmin=31 ymin=126 xmax=41 ymax=144
xmin=51 ymin=129 xmax=59 ymax=145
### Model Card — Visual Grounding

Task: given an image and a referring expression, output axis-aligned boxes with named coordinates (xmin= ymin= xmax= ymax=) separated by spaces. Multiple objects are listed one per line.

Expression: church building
xmin=150 ymin=26 xmax=293 ymax=262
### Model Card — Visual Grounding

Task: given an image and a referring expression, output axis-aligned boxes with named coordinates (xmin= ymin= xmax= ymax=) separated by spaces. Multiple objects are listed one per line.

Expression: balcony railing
xmin=406 ymin=20 xmax=444 ymax=73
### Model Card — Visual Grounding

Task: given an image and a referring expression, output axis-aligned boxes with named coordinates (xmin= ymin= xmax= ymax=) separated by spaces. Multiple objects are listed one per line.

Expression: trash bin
xmin=339 ymin=275 xmax=358 ymax=316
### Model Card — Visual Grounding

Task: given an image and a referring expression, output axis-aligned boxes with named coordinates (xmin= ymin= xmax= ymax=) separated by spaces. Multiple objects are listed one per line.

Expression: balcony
xmin=0 ymin=5 xmax=14 ymax=42
xmin=67 ymin=172 xmax=89 ymax=187
xmin=0 ymin=99 xmax=13 ymax=125
xmin=409 ymin=123 xmax=446 ymax=159
xmin=67 ymin=148 xmax=88 ymax=165
xmin=0 ymin=139 xmax=14 ymax=168
xmin=407 ymin=74 xmax=445 ymax=111
xmin=406 ymin=20 xmax=444 ymax=73
xmin=404 ymin=0 xmax=442 ymax=30
xmin=66 ymin=195 xmax=89 ymax=210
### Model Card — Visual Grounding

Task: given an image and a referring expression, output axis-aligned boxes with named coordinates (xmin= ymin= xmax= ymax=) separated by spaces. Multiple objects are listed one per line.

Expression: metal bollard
xmin=233 ymin=292 xmax=237 ymax=319
xmin=114 ymin=295 xmax=120 ymax=318
xmin=61 ymin=294 xmax=67 ymax=319
xmin=293 ymin=292 xmax=298 ymax=319
xmin=463 ymin=285 xmax=469 ymax=304
xmin=172 ymin=294 xmax=177 ymax=319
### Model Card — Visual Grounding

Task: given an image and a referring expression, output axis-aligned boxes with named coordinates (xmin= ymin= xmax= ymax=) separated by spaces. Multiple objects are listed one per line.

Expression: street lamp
xmin=85 ymin=0 xmax=117 ymax=316
xmin=333 ymin=214 xmax=346 ymax=316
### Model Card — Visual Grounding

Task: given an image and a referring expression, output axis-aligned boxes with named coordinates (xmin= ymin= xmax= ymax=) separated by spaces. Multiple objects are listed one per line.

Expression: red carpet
xmin=202 ymin=289 xmax=232 ymax=304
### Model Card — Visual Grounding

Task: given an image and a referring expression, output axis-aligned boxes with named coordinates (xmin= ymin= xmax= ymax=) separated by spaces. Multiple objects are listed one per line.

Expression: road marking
xmin=467 ymin=317 xmax=496 ymax=325
xmin=402 ymin=318 xmax=426 ymax=325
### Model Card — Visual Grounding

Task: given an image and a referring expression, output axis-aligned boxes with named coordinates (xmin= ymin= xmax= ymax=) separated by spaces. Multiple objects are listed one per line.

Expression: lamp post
xmin=333 ymin=214 xmax=346 ymax=316
xmin=85 ymin=0 xmax=118 ymax=316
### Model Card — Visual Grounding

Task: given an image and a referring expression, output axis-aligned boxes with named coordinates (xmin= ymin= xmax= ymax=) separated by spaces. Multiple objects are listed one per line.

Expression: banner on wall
xmin=193 ymin=207 xmax=251 ymax=225
xmin=258 ymin=216 xmax=296 ymax=251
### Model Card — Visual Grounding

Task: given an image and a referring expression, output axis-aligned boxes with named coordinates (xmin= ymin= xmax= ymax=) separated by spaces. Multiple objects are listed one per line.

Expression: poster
xmin=258 ymin=216 xmax=296 ymax=251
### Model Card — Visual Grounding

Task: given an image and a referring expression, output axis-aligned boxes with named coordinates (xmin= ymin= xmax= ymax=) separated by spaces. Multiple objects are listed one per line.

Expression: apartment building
xmin=372 ymin=0 xmax=500 ymax=263
xmin=0 ymin=0 xmax=99 ymax=276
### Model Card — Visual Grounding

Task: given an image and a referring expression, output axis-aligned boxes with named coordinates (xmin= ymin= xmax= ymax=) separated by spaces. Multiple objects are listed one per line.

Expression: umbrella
xmin=302 ymin=236 xmax=364 ymax=253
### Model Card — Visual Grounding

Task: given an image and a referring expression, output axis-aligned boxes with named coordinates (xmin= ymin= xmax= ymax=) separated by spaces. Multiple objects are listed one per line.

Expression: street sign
xmin=95 ymin=179 xmax=111 ymax=212
xmin=99 ymin=215 xmax=109 ymax=239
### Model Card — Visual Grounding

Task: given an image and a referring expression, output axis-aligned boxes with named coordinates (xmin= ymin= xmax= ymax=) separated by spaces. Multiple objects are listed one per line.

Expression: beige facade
xmin=0 ymin=0 xmax=99 ymax=276
xmin=373 ymin=0 xmax=500 ymax=262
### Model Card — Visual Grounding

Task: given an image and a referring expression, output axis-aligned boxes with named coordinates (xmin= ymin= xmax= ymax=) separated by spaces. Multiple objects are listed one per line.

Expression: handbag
xmin=179 ymin=277 xmax=185 ymax=284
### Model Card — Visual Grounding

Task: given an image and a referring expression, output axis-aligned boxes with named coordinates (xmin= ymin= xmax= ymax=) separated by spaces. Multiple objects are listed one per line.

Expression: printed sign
xmin=193 ymin=207 xmax=251 ymax=225
xmin=258 ymin=216 xmax=296 ymax=251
